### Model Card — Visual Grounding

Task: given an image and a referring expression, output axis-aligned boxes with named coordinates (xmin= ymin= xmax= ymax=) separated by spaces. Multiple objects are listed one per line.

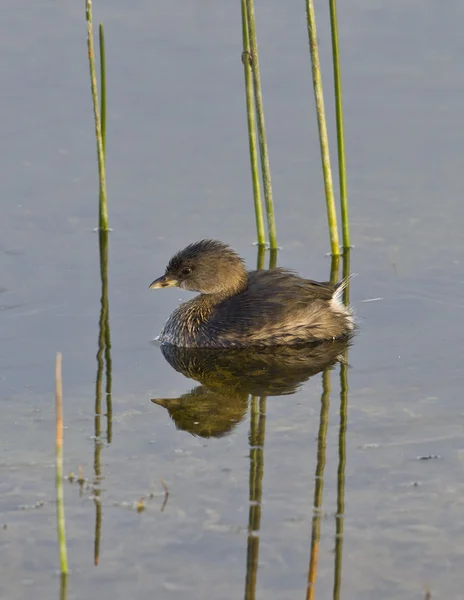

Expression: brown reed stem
xmin=55 ymin=352 xmax=68 ymax=575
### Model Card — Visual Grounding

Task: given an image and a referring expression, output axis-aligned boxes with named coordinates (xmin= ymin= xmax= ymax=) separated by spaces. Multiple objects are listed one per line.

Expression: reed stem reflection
xmin=306 ymin=367 xmax=331 ymax=600
xmin=245 ymin=395 xmax=267 ymax=600
xmin=333 ymin=359 xmax=347 ymax=600
xmin=333 ymin=247 xmax=351 ymax=599
xmin=93 ymin=230 xmax=113 ymax=566
xmin=99 ymin=230 xmax=113 ymax=443
xmin=306 ymin=252 xmax=344 ymax=598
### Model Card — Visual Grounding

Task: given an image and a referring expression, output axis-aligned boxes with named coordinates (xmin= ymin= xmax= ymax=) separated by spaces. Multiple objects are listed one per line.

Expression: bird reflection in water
xmin=151 ymin=339 xmax=350 ymax=438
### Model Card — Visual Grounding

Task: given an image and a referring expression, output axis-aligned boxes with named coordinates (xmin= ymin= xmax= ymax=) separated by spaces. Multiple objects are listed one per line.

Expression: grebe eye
xmin=181 ymin=267 xmax=192 ymax=276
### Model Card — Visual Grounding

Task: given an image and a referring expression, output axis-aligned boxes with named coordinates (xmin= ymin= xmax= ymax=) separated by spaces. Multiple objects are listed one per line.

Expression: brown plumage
xmin=149 ymin=240 xmax=354 ymax=348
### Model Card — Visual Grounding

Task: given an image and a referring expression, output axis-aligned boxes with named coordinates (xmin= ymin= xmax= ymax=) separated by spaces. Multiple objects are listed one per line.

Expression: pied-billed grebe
xmin=149 ymin=240 xmax=354 ymax=348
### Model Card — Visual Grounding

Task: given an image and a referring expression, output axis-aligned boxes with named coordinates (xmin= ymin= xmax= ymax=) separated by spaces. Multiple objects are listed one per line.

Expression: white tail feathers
xmin=331 ymin=274 xmax=355 ymax=329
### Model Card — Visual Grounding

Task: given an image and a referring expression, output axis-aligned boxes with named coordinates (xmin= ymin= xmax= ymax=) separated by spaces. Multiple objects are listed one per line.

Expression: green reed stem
xmin=269 ymin=248 xmax=278 ymax=270
xmin=245 ymin=0 xmax=277 ymax=249
xmin=99 ymin=23 xmax=107 ymax=161
xmin=342 ymin=246 xmax=351 ymax=305
xmin=86 ymin=1 xmax=108 ymax=230
xmin=305 ymin=0 xmax=340 ymax=256
xmin=329 ymin=253 xmax=340 ymax=285
xmin=256 ymin=244 xmax=266 ymax=270
xmin=329 ymin=0 xmax=350 ymax=249
xmin=59 ymin=573 xmax=68 ymax=600
xmin=241 ymin=2 xmax=265 ymax=247
xmin=55 ymin=352 xmax=68 ymax=575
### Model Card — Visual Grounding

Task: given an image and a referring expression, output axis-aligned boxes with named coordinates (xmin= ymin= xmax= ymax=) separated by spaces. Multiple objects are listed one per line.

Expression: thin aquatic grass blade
xmin=245 ymin=0 xmax=277 ymax=249
xmin=99 ymin=23 xmax=107 ymax=161
xmin=55 ymin=352 xmax=68 ymax=575
xmin=329 ymin=0 xmax=350 ymax=249
xmin=241 ymin=1 xmax=266 ymax=247
xmin=305 ymin=0 xmax=340 ymax=256
xmin=86 ymin=1 xmax=108 ymax=230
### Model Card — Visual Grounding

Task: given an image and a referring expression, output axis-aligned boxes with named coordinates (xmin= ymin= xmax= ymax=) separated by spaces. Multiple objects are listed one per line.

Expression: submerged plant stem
xmin=241 ymin=0 xmax=266 ymax=246
xmin=305 ymin=0 xmax=340 ymax=256
xmin=329 ymin=0 xmax=350 ymax=249
xmin=245 ymin=0 xmax=277 ymax=249
xmin=86 ymin=1 xmax=108 ymax=230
